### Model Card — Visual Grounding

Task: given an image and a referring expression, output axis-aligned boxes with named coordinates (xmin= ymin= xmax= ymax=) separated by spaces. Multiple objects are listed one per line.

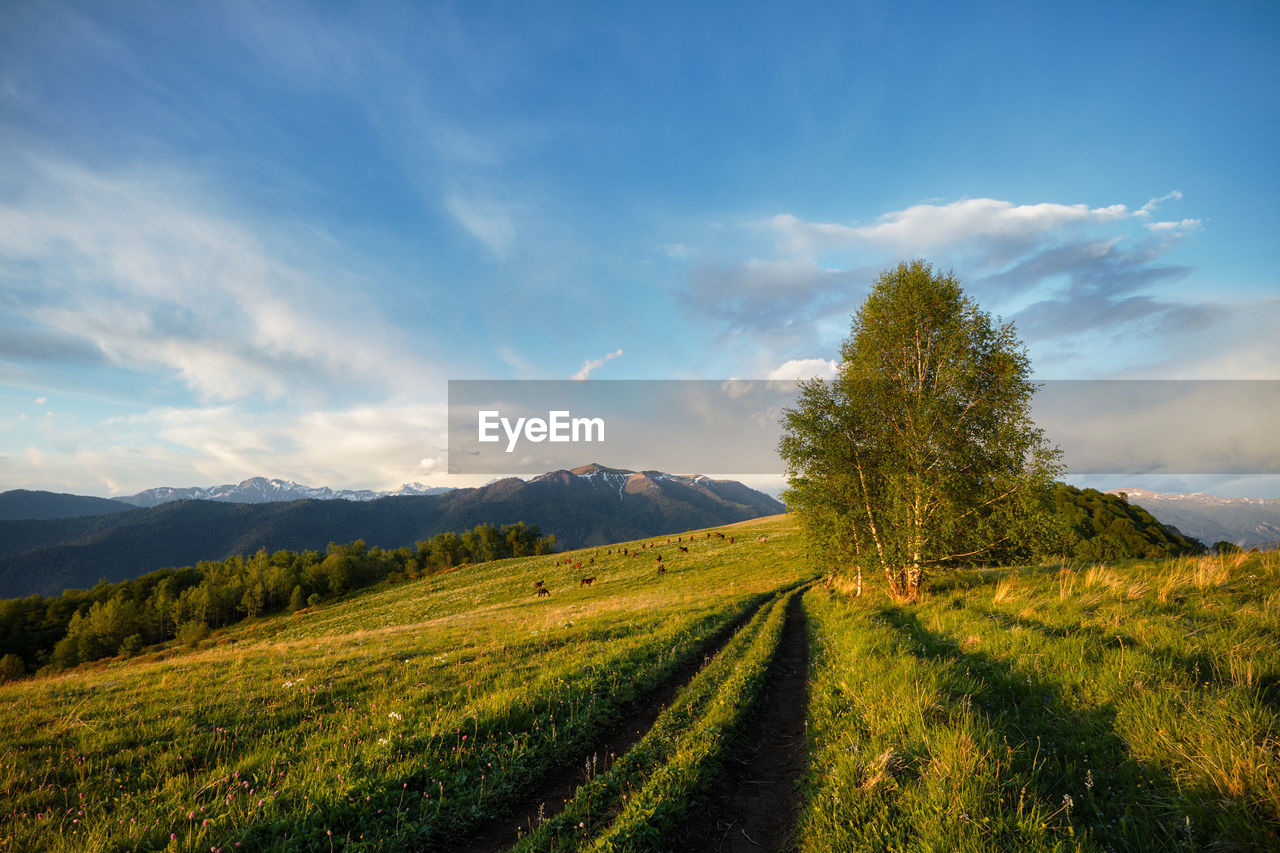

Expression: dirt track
xmin=458 ymin=597 xmax=774 ymax=853
xmin=684 ymin=591 xmax=811 ymax=851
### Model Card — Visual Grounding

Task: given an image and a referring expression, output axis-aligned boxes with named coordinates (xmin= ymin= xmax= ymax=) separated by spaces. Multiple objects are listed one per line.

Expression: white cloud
xmin=0 ymin=399 xmax=455 ymax=494
xmin=1123 ymin=299 xmax=1280 ymax=379
xmin=768 ymin=198 xmax=1135 ymax=257
xmin=1137 ymin=190 xmax=1183 ymax=218
xmin=1146 ymin=218 xmax=1202 ymax=232
xmin=0 ymin=157 xmax=426 ymax=403
xmin=765 ymin=358 xmax=838 ymax=380
xmin=572 ymin=348 xmax=623 ymax=380
xmin=676 ymin=192 xmax=1261 ymax=382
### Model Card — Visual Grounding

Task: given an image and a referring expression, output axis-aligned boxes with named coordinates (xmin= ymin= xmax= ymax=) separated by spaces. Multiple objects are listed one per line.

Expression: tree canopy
xmin=779 ymin=260 xmax=1063 ymax=599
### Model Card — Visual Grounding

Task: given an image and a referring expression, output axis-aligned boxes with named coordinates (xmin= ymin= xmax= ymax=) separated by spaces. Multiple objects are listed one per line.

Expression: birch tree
xmin=779 ymin=260 xmax=1062 ymax=600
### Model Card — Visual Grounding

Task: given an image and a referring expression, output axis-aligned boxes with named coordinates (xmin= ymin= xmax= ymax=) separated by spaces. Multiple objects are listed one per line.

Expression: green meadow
xmin=2 ymin=516 xmax=1277 ymax=851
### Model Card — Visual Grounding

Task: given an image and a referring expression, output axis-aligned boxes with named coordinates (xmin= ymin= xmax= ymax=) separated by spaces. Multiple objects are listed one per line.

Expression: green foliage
xmin=118 ymin=633 xmax=143 ymax=657
xmin=1213 ymin=540 xmax=1243 ymax=555
xmin=176 ymin=619 xmax=210 ymax=648
xmin=0 ymin=652 xmax=23 ymax=681
xmin=780 ymin=260 xmax=1062 ymax=599
xmin=1051 ymin=484 xmax=1205 ymax=559
xmin=0 ymin=522 xmax=556 ymax=673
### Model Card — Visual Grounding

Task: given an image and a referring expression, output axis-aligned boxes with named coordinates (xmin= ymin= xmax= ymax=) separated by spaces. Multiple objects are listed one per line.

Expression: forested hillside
xmin=0 ymin=521 xmax=555 ymax=677
xmin=0 ymin=466 xmax=782 ymax=598
xmin=1051 ymin=484 xmax=1206 ymax=559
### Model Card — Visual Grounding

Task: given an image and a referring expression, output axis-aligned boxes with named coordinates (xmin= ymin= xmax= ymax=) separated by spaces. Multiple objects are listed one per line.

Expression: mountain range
xmin=1108 ymin=488 xmax=1280 ymax=550
xmin=0 ymin=478 xmax=455 ymax=521
xmin=113 ymin=477 xmax=453 ymax=508
xmin=0 ymin=464 xmax=784 ymax=598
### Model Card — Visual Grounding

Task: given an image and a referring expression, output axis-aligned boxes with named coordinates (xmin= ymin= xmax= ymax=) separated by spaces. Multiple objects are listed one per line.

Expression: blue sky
xmin=1 ymin=1 xmax=1277 ymax=497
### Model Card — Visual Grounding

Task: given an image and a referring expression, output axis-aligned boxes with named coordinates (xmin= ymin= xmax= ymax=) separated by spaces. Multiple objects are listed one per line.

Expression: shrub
xmin=0 ymin=653 xmax=24 ymax=682
xmin=176 ymin=620 xmax=210 ymax=649
xmin=50 ymin=635 xmax=79 ymax=670
xmin=119 ymin=634 xmax=144 ymax=657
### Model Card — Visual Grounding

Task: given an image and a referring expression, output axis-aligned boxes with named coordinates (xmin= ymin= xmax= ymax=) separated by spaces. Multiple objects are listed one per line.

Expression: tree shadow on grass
xmin=878 ymin=606 xmax=1209 ymax=852
xmin=976 ymin=606 xmax=1280 ymax=716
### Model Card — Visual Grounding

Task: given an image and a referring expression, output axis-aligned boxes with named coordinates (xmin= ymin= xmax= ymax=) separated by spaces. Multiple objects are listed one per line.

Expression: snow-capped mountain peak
xmin=113 ymin=477 xmax=452 ymax=508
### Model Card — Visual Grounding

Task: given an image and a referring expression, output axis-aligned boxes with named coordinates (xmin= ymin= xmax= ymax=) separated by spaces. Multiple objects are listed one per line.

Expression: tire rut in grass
xmin=456 ymin=593 xmax=778 ymax=853
xmin=684 ymin=589 xmax=811 ymax=852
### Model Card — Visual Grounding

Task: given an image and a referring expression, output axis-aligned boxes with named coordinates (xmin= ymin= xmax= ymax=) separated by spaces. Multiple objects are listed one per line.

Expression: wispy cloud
xmin=767 ymin=198 xmax=1132 ymax=261
xmin=572 ymin=348 xmax=623 ymax=380
xmin=1146 ymin=218 xmax=1202 ymax=233
xmin=683 ymin=258 xmax=872 ymax=339
xmin=443 ymin=192 xmax=516 ymax=260
xmin=765 ymin=358 xmax=838 ymax=380
xmin=1136 ymin=190 xmax=1183 ymax=218
xmin=0 ymin=157 xmax=426 ymax=404
xmin=0 ymin=400 xmax=452 ymax=495
xmin=676 ymin=192 xmax=1269 ymax=379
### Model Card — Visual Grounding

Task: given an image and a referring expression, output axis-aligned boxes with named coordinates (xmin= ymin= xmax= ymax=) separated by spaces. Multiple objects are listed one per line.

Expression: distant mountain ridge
xmin=0 ymin=490 xmax=135 ymax=521
xmin=1108 ymin=488 xmax=1280 ymax=549
xmin=0 ymin=464 xmax=783 ymax=598
xmin=114 ymin=476 xmax=452 ymax=508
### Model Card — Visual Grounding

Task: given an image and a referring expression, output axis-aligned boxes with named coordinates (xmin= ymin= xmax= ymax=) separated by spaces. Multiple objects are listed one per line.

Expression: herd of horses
xmin=531 ymin=530 xmax=766 ymax=598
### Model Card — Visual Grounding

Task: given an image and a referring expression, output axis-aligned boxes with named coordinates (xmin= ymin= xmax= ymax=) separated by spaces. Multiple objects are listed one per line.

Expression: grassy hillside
xmin=1 ymin=516 xmax=1276 ymax=851
xmin=0 ymin=516 xmax=811 ymax=851
xmin=0 ymin=471 xmax=783 ymax=598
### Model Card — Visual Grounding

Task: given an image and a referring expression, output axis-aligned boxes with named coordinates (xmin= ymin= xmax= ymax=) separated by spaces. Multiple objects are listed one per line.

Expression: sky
xmin=1 ymin=0 xmax=1277 ymax=498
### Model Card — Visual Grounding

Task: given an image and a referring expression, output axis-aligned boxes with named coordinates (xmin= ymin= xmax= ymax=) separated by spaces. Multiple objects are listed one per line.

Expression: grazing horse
xmin=657 ymin=565 xmax=666 ymax=575
xmin=537 ymin=586 xmax=551 ymax=597
xmin=533 ymin=579 xmax=544 ymax=589
xmin=580 ymin=576 xmax=595 ymax=587
xmin=655 ymin=554 xmax=663 ymax=562
xmin=728 ymin=537 xmax=735 ymax=544
xmin=678 ymin=545 xmax=688 ymax=553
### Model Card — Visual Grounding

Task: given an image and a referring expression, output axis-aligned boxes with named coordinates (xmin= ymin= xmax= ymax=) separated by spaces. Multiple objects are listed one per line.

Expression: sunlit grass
xmin=0 ymin=516 xmax=805 ymax=851
xmin=5 ymin=517 xmax=1276 ymax=851
xmin=798 ymin=550 xmax=1280 ymax=851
